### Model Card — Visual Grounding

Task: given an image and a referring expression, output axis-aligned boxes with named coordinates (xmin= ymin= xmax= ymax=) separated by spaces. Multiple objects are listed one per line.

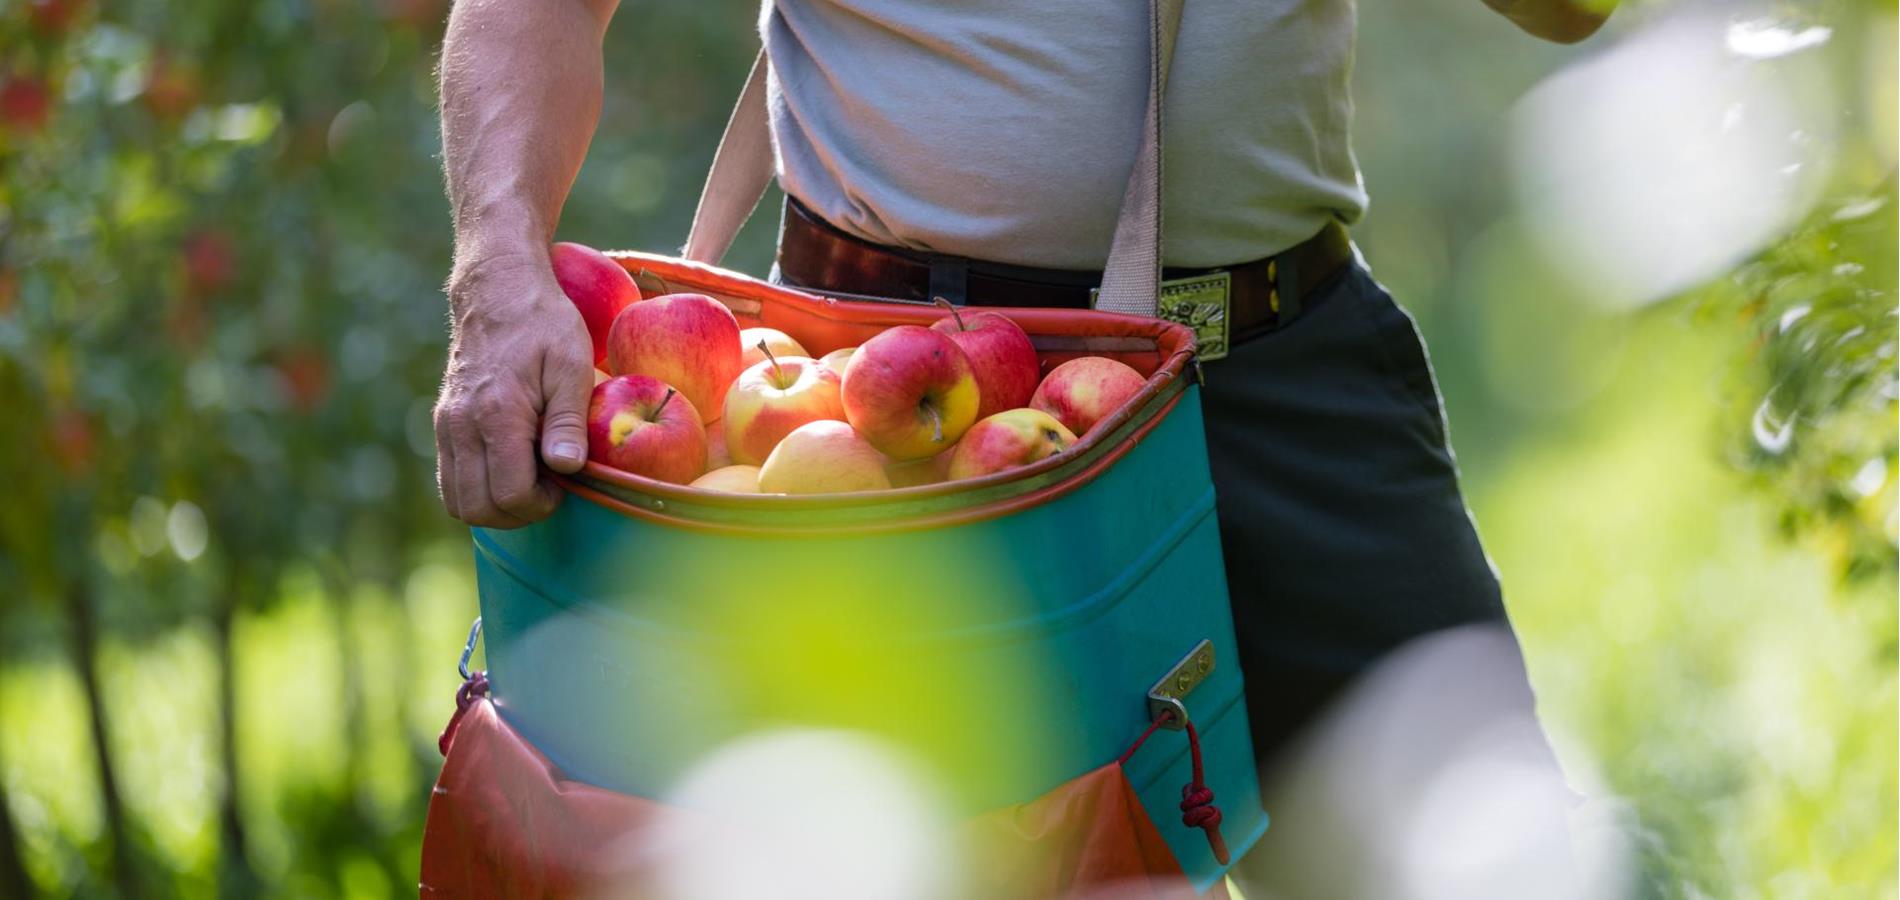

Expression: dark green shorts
xmin=1201 ymin=260 xmax=1513 ymax=765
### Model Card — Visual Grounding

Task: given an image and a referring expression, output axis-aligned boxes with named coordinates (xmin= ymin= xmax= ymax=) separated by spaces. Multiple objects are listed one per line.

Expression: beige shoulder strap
xmin=684 ymin=0 xmax=1186 ymax=318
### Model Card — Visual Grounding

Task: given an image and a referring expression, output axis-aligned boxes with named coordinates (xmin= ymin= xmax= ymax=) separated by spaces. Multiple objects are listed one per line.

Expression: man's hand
xmin=434 ymin=252 xmax=594 ymax=528
xmin=434 ymin=0 xmax=617 ymax=527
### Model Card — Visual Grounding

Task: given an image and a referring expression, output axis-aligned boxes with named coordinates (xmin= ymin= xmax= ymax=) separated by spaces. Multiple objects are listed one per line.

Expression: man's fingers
xmin=434 ymin=400 xmax=462 ymax=518
xmin=451 ymin=426 xmax=530 ymax=530
xmin=540 ymin=345 xmax=593 ymax=475
xmin=484 ymin=415 xmax=561 ymax=521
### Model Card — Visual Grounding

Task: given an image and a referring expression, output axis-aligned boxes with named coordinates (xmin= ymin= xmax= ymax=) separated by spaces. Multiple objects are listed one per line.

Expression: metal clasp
xmin=1147 ymin=639 xmax=1215 ymax=730
xmin=458 ymin=616 xmax=484 ymax=681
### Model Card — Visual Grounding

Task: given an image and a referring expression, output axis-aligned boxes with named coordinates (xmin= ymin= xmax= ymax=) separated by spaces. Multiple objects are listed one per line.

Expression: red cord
xmin=1178 ymin=719 xmax=1230 ymax=865
xmin=1116 ymin=710 xmax=1230 ymax=865
xmin=437 ymin=670 xmax=489 ymax=757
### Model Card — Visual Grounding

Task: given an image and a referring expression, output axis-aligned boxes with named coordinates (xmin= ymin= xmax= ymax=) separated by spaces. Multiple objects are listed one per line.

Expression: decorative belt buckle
xmin=1158 ymin=271 xmax=1231 ymax=362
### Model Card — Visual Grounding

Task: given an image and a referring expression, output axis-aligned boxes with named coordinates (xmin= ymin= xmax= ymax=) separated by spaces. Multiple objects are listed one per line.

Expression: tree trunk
xmin=0 ymin=739 xmax=36 ymax=899
xmin=66 ymin=579 xmax=139 ymax=899
xmin=210 ymin=586 xmax=257 ymax=899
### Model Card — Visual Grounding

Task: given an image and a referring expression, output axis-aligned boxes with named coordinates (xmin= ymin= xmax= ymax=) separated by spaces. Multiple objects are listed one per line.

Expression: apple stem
xmin=654 ymin=388 xmax=677 ymax=419
xmin=636 ymin=268 xmax=680 ymax=295
xmin=933 ymin=296 xmax=966 ymax=332
xmin=758 ymin=338 xmax=784 ymax=382
xmin=924 ymin=403 xmax=944 ymax=443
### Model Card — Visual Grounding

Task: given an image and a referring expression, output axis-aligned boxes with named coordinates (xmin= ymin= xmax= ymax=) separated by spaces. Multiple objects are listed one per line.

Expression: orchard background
xmin=0 ymin=0 xmax=1893 ymax=897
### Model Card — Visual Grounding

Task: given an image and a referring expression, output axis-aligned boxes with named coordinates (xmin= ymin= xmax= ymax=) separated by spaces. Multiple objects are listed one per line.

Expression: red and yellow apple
xmin=722 ymin=345 xmax=845 ymax=465
xmin=690 ymin=465 xmax=762 ymax=493
xmin=840 ymin=325 xmax=980 ymax=460
xmin=945 ymin=408 xmax=1077 ymax=480
xmin=606 ymin=293 xmax=743 ymax=425
xmin=739 ymin=327 xmax=809 ymax=370
xmin=1029 ymin=357 xmax=1146 ymax=436
xmin=819 ymin=346 xmax=857 ymax=374
xmin=931 ymin=301 xmax=1040 ymax=420
xmin=885 ymin=453 xmax=947 ymax=488
xmin=587 ymin=375 xmax=706 ymax=484
xmin=552 ymin=242 xmax=642 ymax=366
xmin=758 ymin=420 xmax=892 ymax=494
xmin=705 ymin=422 xmax=732 ymax=470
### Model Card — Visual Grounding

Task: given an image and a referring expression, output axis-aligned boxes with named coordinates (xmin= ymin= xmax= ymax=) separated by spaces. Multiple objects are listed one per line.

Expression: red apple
xmin=183 ymin=228 xmax=235 ymax=295
xmin=551 ymin=242 xmax=642 ymax=366
xmin=606 ymin=293 xmax=743 ymax=425
xmin=1029 ymin=357 xmax=1147 ymax=436
xmin=705 ymin=421 xmax=731 ymax=470
xmin=819 ymin=347 xmax=857 ymax=372
xmin=690 ymin=465 xmax=762 ymax=493
xmin=142 ymin=54 xmax=200 ymax=123
xmin=930 ymin=300 xmax=1040 ymax=420
xmin=722 ymin=343 xmax=845 ymax=465
xmin=587 ymin=375 xmax=706 ymax=484
xmin=758 ymin=420 xmax=891 ymax=494
xmin=739 ymin=327 xmax=808 ymax=370
xmin=942 ymin=408 xmax=1076 ymax=480
xmin=840 ymin=325 xmax=980 ymax=460
xmin=29 ymin=0 xmax=86 ymax=35
xmin=0 ymin=76 xmax=52 ymax=133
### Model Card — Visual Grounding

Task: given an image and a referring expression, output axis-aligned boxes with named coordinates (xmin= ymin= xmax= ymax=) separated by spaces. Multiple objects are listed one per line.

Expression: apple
xmin=690 ymin=465 xmax=762 ymax=493
xmin=722 ymin=342 xmax=845 ymax=465
xmin=739 ymin=327 xmax=809 ymax=370
xmin=182 ymin=228 xmax=235 ymax=296
xmin=551 ymin=242 xmax=642 ymax=366
xmin=587 ymin=375 xmax=706 ymax=484
xmin=705 ymin=421 xmax=732 ymax=470
xmin=142 ymin=54 xmax=200 ymax=123
xmin=945 ymin=409 xmax=1077 ymax=480
xmin=758 ymin=420 xmax=891 ymax=494
xmin=0 ymin=76 xmax=52 ymax=133
xmin=930 ymin=300 xmax=1040 ymax=420
xmin=840 ymin=325 xmax=980 ymax=460
xmin=1029 ymin=357 xmax=1147 ymax=437
xmin=819 ymin=346 xmax=857 ymax=373
xmin=885 ymin=454 xmax=946 ymax=488
xmin=606 ymin=293 xmax=743 ymax=425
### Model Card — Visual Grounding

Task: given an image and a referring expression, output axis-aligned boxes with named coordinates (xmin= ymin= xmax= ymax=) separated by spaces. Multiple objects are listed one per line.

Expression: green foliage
xmin=0 ymin=0 xmax=1892 ymax=898
xmin=1713 ymin=188 xmax=1899 ymax=592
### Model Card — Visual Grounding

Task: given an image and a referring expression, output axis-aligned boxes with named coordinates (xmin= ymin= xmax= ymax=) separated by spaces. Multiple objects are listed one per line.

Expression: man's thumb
xmin=540 ymin=358 xmax=592 ymax=474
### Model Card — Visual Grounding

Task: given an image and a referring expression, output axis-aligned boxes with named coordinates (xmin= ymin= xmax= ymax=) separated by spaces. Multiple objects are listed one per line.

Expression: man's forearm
xmin=1484 ymin=0 xmax=1613 ymax=44
xmin=439 ymin=0 xmax=617 ymax=276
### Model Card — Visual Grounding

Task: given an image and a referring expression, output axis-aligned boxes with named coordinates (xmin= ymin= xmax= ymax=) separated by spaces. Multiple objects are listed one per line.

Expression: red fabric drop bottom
xmin=421 ymin=700 xmax=1228 ymax=899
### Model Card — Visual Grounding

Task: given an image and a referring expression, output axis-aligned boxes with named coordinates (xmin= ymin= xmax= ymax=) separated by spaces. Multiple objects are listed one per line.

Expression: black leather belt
xmin=776 ymin=197 xmax=1354 ymax=342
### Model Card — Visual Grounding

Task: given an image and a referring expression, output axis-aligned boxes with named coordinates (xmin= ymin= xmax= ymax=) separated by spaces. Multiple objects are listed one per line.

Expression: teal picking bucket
xmin=469 ymin=252 xmax=1267 ymax=890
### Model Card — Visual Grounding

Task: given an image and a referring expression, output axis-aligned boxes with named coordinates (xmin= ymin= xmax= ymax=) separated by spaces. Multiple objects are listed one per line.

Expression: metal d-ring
xmin=458 ymin=616 xmax=484 ymax=681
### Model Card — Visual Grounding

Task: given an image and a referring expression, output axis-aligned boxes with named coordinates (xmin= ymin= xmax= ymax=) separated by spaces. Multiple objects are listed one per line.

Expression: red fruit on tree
xmin=29 ymin=0 xmax=86 ymax=35
xmin=275 ymin=346 xmax=331 ymax=413
xmin=0 ymin=77 xmax=52 ymax=133
xmin=183 ymin=229 xmax=236 ymax=295
xmin=49 ymin=409 xmax=95 ymax=477
xmin=143 ymin=55 xmax=201 ymax=123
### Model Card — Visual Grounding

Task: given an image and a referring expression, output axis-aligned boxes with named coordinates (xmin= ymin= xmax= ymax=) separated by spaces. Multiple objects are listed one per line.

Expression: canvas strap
xmin=683 ymin=0 xmax=1186 ymax=318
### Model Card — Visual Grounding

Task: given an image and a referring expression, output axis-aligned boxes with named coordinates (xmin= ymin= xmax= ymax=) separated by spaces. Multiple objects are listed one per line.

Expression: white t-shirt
xmin=762 ymin=0 xmax=1368 ymax=270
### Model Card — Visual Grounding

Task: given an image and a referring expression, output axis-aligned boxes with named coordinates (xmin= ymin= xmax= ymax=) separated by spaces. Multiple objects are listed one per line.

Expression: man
xmin=432 ymin=0 xmax=1614 ymax=893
